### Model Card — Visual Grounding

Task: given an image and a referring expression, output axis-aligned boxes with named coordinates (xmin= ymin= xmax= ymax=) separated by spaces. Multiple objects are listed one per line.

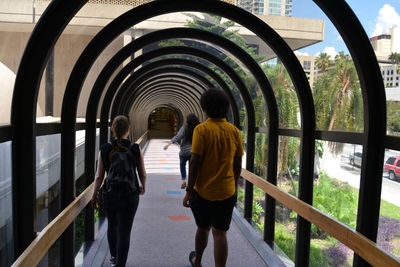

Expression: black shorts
xmin=190 ymin=191 xmax=237 ymax=232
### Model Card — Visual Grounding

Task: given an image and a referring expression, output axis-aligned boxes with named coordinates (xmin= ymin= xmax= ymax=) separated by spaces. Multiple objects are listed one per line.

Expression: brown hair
xmin=112 ymin=115 xmax=130 ymax=143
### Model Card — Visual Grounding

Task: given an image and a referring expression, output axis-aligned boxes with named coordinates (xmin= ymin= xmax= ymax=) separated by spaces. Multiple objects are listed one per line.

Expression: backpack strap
xmin=108 ymin=141 xmax=130 ymax=163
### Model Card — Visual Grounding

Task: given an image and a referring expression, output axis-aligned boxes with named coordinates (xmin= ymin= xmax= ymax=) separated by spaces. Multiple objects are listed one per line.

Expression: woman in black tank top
xmin=91 ymin=115 xmax=147 ymax=267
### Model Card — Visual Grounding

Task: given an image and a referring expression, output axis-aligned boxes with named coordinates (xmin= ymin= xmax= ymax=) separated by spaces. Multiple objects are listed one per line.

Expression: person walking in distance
xmin=91 ymin=115 xmax=146 ymax=267
xmin=164 ymin=113 xmax=200 ymax=189
xmin=183 ymin=88 xmax=243 ymax=267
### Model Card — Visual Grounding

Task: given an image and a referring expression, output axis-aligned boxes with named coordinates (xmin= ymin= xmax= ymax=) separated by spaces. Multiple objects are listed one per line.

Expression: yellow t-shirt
xmin=191 ymin=118 xmax=244 ymax=201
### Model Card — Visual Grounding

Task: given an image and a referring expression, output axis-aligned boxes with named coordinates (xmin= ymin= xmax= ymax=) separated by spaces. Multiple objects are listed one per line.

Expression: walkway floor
xmin=100 ymin=137 xmax=268 ymax=266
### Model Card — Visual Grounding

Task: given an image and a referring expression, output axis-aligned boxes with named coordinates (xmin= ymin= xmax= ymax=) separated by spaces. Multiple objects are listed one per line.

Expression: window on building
xmin=387 ymin=70 xmax=390 ymax=75
xmin=303 ymin=61 xmax=311 ymax=70
xmin=391 ymin=70 xmax=394 ymax=75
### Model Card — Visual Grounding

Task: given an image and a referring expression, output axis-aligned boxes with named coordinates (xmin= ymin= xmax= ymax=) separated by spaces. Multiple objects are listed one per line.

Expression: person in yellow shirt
xmin=183 ymin=88 xmax=243 ymax=267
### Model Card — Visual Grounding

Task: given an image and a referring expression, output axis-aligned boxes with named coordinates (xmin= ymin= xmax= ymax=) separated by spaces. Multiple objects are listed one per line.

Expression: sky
xmin=292 ymin=0 xmax=400 ymax=57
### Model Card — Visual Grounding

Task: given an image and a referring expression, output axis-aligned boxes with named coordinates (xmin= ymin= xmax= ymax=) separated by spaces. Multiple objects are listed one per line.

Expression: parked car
xmin=349 ymin=152 xmax=362 ymax=167
xmin=384 ymin=156 xmax=400 ymax=181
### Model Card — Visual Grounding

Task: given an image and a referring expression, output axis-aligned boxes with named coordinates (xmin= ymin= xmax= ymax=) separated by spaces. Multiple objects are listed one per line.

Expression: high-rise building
xmin=370 ymin=26 xmax=400 ymax=61
xmin=237 ymin=0 xmax=292 ymax=16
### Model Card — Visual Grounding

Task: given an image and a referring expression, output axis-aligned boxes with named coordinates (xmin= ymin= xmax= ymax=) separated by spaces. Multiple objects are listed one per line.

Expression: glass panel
xmin=0 ymin=0 xmax=50 ymax=125
xmin=0 ymin=141 xmax=13 ymax=267
xmin=379 ymin=149 xmax=400 ymax=260
xmin=275 ymin=201 xmax=296 ymax=263
xmin=293 ymin=2 xmax=364 ymax=132
xmin=274 ymin=136 xmax=300 ymax=262
xmin=36 ymin=134 xmax=61 ymax=267
xmin=316 ymin=141 xmax=360 ymax=229
xmin=264 ymin=64 xmax=300 ymax=129
xmin=75 ymin=130 xmax=85 ymax=180
xmin=310 ymin=225 xmax=353 ymax=266
xmin=236 ymin=127 xmax=248 ymax=216
xmin=254 ymin=132 xmax=268 ymax=177
xmin=277 ymin=136 xmax=300 ymax=196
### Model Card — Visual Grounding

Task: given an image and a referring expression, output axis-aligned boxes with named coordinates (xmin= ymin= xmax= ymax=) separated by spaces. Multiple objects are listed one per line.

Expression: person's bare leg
xmin=212 ymin=227 xmax=228 ymax=267
xmin=194 ymin=226 xmax=210 ymax=266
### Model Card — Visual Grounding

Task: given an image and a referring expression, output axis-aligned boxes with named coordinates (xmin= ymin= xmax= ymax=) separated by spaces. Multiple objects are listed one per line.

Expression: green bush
xmin=313 ymin=172 xmax=357 ymax=229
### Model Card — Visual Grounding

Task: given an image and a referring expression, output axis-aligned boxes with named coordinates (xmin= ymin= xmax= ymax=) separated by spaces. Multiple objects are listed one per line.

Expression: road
xmin=320 ymin=144 xmax=400 ymax=207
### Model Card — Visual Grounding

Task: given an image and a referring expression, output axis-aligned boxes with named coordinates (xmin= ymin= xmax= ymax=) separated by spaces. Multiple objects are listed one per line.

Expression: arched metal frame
xmin=120 ymin=67 xmax=238 ymax=125
xmin=9 ymin=0 xmax=386 ymax=266
xmin=112 ymin=75 xmax=205 ymax=125
xmin=103 ymin=58 xmax=242 ymax=144
xmin=126 ymin=84 xmax=204 ymax=119
xmin=110 ymin=41 xmax=278 ymax=235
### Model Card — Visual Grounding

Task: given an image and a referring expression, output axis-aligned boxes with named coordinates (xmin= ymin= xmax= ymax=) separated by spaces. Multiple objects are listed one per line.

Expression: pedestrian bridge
xmin=3 ymin=0 xmax=400 ymax=266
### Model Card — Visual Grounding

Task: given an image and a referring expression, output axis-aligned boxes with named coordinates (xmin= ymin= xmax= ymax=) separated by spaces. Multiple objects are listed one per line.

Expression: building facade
xmin=380 ymin=64 xmax=400 ymax=87
xmin=370 ymin=26 xmax=400 ymax=62
xmin=237 ymin=0 xmax=292 ymax=16
xmin=296 ymin=55 xmax=318 ymax=87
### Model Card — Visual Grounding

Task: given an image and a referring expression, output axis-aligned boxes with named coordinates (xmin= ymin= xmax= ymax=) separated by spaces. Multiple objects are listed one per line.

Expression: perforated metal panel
xmin=38 ymin=0 xmax=236 ymax=6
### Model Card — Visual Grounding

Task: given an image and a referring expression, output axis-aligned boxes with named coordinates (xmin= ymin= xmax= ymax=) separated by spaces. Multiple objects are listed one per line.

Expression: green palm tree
xmin=389 ymin=52 xmax=400 ymax=64
xmin=315 ymin=53 xmax=332 ymax=72
xmin=313 ymin=51 xmax=362 ymax=132
xmin=264 ymin=64 xmax=299 ymax=178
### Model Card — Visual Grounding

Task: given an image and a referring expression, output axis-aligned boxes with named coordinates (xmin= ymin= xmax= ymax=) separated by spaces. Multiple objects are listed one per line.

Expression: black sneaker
xmin=110 ymin=256 xmax=117 ymax=267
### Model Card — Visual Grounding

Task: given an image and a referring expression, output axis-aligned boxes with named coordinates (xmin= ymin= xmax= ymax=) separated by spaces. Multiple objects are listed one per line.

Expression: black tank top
xmin=100 ymin=139 xmax=140 ymax=173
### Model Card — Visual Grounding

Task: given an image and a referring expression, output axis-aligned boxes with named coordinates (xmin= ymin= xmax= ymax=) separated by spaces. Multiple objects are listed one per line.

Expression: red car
xmin=384 ymin=156 xmax=400 ymax=181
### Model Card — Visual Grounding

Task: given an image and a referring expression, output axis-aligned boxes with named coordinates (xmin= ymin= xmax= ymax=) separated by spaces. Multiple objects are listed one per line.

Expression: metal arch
xmin=128 ymin=86 xmax=202 ymax=117
xmin=116 ymin=78 xmax=205 ymax=119
xmin=314 ymin=1 xmax=386 ymax=266
xmin=133 ymin=90 xmax=197 ymax=117
xmin=107 ymin=46 xmax=241 ymax=128
xmin=129 ymin=81 xmax=203 ymax=108
xmin=111 ymin=67 xmax=235 ymax=127
xmin=126 ymin=84 xmax=204 ymax=119
xmin=11 ymin=1 xmax=387 ymax=266
xmin=135 ymin=92 xmax=194 ymax=117
xmin=113 ymin=46 xmax=255 ymax=164
xmin=19 ymin=0 xmax=306 ymax=264
xmin=136 ymin=74 xmax=211 ymax=94
xmin=100 ymin=60 xmax=240 ymax=146
xmin=10 ymin=0 xmax=85 ymax=258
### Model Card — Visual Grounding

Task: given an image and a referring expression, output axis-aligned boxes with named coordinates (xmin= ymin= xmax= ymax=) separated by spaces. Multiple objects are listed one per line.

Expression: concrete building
xmin=237 ymin=0 xmax=292 ymax=16
xmin=296 ymin=55 xmax=318 ymax=87
xmin=380 ymin=64 xmax=400 ymax=87
xmin=370 ymin=26 xmax=400 ymax=62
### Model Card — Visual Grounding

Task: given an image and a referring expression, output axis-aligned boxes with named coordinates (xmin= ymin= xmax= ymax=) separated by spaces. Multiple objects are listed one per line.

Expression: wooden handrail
xmin=135 ymin=130 xmax=149 ymax=145
xmin=12 ymin=183 xmax=94 ymax=267
xmin=12 ymin=131 xmax=150 ymax=267
xmin=240 ymin=169 xmax=400 ymax=267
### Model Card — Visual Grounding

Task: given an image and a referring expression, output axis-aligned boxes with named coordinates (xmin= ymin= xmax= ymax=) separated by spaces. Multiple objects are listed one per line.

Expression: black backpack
xmin=104 ymin=143 xmax=138 ymax=194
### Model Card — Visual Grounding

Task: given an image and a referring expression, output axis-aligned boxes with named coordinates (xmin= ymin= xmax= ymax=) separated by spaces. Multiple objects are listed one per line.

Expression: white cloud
xmin=322 ymin=47 xmax=338 ymax=58
xmin=337 ymin=35 xmax=343 ymax=40
xmin=372 ymin=4 xmax=400 ymax=36
xmin=294 ymin=51 xmax=309 ymax=56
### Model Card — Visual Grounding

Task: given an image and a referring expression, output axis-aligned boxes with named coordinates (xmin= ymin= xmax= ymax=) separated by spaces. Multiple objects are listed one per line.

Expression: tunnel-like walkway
xmin=5 ymin=0 xmax=400 ymax=266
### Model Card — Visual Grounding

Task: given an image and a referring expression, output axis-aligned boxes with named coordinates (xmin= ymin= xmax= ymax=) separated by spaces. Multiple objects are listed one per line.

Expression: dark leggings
xmin=103 ymin=192 xmax=139 ymax=267
xmin=179 ymin=154 xmax=191 ymax=179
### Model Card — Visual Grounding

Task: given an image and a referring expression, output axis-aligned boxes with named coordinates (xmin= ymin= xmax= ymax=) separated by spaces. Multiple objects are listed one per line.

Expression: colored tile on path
xmin=168 ymin=215 xmax=191 ymax=222
xmin=167 ymin=190 xmax=181 ymax=194
xmin=159 ymin=158 xmax=167 ymax=163
xmin=165 ymin=177 xmax=177 ymax=181
xmin=164 ymin=168 xmax=174 ymax=170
